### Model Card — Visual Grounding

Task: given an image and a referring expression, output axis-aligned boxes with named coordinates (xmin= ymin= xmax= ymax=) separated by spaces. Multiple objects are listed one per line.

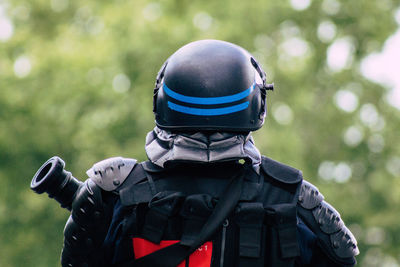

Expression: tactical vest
xmin=61 ymin=156 xmax=357 ymax=267
xmin=102 ymin=156 xmax=304 ymax=267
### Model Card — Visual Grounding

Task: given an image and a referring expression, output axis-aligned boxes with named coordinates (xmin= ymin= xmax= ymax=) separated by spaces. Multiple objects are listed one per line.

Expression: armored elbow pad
xmin=61 ymin=157 xmax=136 ymax=267
xmin=62 ymin=179 xmax=108 ymax=266
xmin=297 ymin=180 xmax=359 ymax=266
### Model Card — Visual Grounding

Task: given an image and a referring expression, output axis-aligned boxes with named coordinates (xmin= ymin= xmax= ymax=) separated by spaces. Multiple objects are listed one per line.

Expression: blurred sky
xmin=361 ymin=8 xmax=400 ymax=110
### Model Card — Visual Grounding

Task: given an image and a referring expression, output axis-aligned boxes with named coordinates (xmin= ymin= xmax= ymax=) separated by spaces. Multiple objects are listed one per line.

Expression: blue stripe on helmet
xmin=167 ymin=101 xmax=249 ymax=116
xmin=163 ymin=82 xmax=255 ymax=105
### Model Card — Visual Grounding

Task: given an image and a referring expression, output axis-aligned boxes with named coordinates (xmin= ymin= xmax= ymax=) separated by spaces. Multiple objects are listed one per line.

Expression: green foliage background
xmin=1 ymin=0 xmax=400 ymax=266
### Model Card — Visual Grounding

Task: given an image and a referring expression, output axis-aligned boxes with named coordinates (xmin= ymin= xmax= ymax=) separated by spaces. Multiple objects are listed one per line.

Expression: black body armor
xmin=60 ymin=156 xmax=358 ymax=267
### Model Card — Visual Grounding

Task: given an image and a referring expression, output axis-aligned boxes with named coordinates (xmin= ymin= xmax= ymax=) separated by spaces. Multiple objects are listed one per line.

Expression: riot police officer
xmin=31 ymin=39 xmax=359 ymax=266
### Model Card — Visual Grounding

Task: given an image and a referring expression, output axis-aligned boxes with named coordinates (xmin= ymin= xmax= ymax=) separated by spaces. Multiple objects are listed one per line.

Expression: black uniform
xmin=61 ymin=151 xmax=358 ymax=266
xmin=33 ymin=40 xmax=359 ymax=267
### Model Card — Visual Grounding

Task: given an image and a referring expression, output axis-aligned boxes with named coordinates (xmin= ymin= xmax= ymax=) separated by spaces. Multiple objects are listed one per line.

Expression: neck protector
xmin=145 ymin=127 xmax=261 ymax=168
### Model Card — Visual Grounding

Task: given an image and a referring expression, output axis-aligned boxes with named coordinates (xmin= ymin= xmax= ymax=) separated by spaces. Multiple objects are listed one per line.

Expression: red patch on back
xmin=133 ymin=238 xmax=213 ymax=267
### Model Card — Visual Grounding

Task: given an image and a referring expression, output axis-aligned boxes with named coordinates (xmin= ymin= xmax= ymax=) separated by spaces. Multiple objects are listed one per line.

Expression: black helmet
xmin=153 ymin=39 xmax=273 ymax=132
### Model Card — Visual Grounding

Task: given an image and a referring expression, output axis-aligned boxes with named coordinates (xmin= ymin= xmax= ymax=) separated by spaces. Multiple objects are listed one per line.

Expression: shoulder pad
xmin=298 ymin=180 xmax=324 ymax=209
xmin=86 ymin=157 xmax=137 ymax=191
xmin=260 ymin=156 xmax=303 ymax=184
xmin=298 ymin=180 xmax=359 ymax=260
xmin=313 ymin=201 xmax=343 ymax=234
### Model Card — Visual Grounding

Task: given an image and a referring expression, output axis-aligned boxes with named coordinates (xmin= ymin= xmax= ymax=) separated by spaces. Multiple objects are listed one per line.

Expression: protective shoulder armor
xmin=298 ymin=180 xmax=359 ymax=260
xmin=298 ymin=180 xmax=324 ymax=209
xmin=86 ymin=157 xmax=137 ymax=191
xmin=261 ymin=156 xmax=303 ymax=184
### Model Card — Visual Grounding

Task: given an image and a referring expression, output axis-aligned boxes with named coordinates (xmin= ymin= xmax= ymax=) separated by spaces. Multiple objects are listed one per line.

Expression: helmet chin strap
xmin=250 ymin=56 xmax=274 ymax=119
xmin=250 ymin=57 xmax=274 ymax=91
xmin=153 ymin=60 xmax=168 ymax=113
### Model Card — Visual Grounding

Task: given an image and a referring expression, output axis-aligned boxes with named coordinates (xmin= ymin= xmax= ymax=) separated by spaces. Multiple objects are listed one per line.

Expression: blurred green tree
xmin=1 ymin=0 xmax=400 ymax=266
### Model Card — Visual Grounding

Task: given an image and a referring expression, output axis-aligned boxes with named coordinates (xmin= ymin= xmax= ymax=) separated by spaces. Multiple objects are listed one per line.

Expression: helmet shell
xmin=153 ymin=40 xmax=268 ymax=132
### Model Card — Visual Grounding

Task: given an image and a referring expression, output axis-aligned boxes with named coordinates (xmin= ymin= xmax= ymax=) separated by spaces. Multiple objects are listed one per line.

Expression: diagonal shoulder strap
xmin=117 ymin=164 xmax=248 ymax=267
